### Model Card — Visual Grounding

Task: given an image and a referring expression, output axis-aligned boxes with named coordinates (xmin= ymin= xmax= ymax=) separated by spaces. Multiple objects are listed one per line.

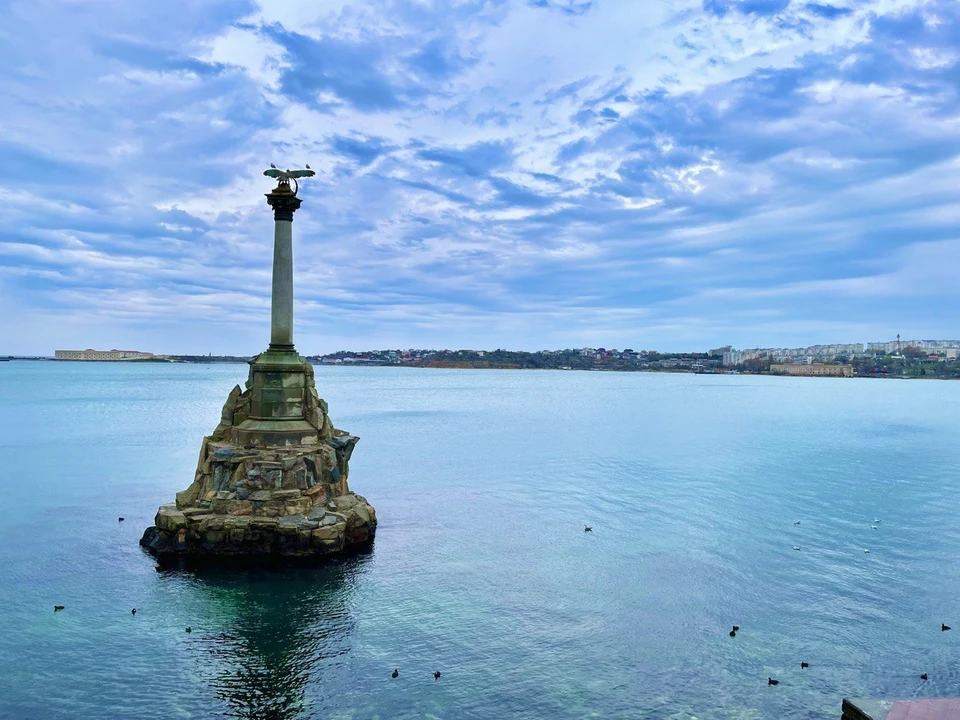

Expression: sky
xmin=1 ymin=0 xmax=958 ymax=355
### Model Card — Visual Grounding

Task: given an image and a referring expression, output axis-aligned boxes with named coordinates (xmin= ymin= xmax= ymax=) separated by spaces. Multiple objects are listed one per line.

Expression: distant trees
xmin=742 ymin=355 xmax=771 ymax=372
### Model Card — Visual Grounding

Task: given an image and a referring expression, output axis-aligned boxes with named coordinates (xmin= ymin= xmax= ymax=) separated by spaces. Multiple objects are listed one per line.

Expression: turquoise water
xmin=1 ymin=362 xmax=959 ymax=719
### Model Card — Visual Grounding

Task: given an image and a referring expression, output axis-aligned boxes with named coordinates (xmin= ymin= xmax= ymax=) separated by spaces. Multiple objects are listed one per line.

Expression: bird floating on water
xmin=942 ymin=624 xmax=951 ymax=632
xmin=185 ymin=626 xmax=192 ymax=633
xmin=391 ymin=669 xmax=399 ymax=679
xmin=800 ymin=662 xmax=809 ymax=669
xmin=118 ymin=517 xmax=124 ymax=522
xmin=863 ymin=548 xmax=870 ymax=553
xmin=793 ymin=546 xmax=801 ymax=551
xmin=53 ymin=605 xmax=65 ymax=611
xmin=871 ymin=525 xmax=877 ymax=530
xmin=768 ymin=677 xmax=779 ymax=686
xmin=729 ymin=630 xmax=736 ymax=637
xmin=584 ymin=525 xmax=593 ymax=532
xmin=732 ymin=625 xmax=740 ymax=632
xmin=131 ymin=608 xmax=137 ymax=615
xmin=874 ymin=519 xmax=881 ymax=524
xmin=921 ymin=673 xmax=929 ymax=680
xmin=794 ymin=520 xmax=801 ymax=525
xmin=434 ymin=671 xmax=441 ymax=680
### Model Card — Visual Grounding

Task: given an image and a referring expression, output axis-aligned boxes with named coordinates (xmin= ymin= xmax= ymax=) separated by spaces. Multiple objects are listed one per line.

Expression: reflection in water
xmin=160 ymin=554 xmax=372 ymax=719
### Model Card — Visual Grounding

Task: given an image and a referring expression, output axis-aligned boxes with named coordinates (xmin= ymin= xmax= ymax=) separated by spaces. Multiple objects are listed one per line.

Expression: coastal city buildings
xmin=721 ymin=340 xmax=960 ymax=366
xmin=43 ymin=339 xmax=960 ymax=378
xmin=866 ymin=339 xmax=960 ymax=355
xmin=298 ymin=338 xmax=960 ymax=378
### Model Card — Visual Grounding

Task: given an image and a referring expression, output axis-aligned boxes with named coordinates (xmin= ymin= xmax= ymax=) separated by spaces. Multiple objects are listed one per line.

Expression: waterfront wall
xmin=55 ymin=349 xmax=156 ymax=360
xmin=771 ymin=364 xmax=854 ymax=377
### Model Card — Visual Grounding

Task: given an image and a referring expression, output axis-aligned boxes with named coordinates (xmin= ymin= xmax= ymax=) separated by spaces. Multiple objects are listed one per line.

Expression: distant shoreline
xmin=3 ymin=356 xmax=950 ymax=378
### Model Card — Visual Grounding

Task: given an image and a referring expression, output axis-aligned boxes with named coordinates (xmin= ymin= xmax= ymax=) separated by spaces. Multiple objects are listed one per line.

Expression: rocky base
xmin=140 ymin=489 xmax=376 ymax=558
xmin=141 ymin=438 xmax=377 ymax=558
xmin=140 ymin=353 xmax=377 ymax=559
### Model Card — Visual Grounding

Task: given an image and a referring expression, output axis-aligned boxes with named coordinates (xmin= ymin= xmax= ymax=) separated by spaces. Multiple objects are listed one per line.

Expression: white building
xmin=866 ymin=339 xmax=960 ymax=354
xmin=722 ymin=350 xmax=744 ymax=366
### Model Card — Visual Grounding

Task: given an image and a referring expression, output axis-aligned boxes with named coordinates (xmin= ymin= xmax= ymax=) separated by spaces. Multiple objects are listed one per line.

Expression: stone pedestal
xmin=140 ymin=352 xmax=376 ymax=558
xmin=231 ymin=349 xmax=326 ymax=447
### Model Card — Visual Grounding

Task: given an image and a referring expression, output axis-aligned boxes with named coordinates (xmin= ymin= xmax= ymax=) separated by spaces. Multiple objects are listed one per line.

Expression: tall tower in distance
xmin=896 ymin=333 xmax=901 ymax=355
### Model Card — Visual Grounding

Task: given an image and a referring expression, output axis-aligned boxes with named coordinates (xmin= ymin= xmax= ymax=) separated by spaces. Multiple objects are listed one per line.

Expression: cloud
xmin=703 ymin=0 xmax=791 ymax=18
xmin=0 ymin=0 xmax=958 ymax=354
xmin=528 ymin=0 xmax=595 ymax=16
xmin=803 ymin=3 xmax=852 ymax=19
xmin=486 ymin=176 xmax=557 ymax=208
xmin=262 ymin=27 xmax=405 ymax=111
xmin=96 ymin=37 xmax=228 ymax=77
xmin=328 ymin=134 xmax=397 ymax=166
xmin=406 ymin=37 xmax=476 ymax=80
xmin=417 ymin=141 xmax=516 ymax=178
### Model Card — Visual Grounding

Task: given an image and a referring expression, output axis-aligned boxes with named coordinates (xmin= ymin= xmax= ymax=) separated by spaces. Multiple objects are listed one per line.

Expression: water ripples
xmin=2 ymin=365 xmax=960 ymax=718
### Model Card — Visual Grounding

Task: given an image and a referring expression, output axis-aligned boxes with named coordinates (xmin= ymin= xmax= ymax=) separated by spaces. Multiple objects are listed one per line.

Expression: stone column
xmin=266 ymin=186 xmax=302 ymax=352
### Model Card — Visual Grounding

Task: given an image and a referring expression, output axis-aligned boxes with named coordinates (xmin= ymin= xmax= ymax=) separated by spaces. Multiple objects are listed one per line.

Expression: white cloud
xmin=0 ymin=0 xmax=958 ymax=354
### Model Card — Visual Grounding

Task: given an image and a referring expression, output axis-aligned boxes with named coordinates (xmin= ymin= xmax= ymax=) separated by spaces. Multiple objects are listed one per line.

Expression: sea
xmin=1 ymin=362 xmax=959 ymax=720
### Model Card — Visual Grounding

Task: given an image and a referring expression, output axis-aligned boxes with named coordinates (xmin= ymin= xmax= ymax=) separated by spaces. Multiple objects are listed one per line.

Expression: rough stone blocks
xmin=141 ymin=354 xmax=376 ymax=560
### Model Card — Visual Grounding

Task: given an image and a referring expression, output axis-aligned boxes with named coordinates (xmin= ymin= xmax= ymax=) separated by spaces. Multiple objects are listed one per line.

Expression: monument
xmin=140 ymin=167 xmax=377 ymax=559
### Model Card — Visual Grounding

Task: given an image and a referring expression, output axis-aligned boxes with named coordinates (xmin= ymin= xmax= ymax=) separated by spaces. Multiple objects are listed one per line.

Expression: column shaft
xmin=270 ymin=219 xmax=294 ymax=348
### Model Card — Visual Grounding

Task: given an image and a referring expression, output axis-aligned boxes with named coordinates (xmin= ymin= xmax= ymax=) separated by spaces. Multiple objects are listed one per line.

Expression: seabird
xmin=53 ymin=605 xmax=65 ymax=611
xmin=305 ymin=164 xmax=311 ymax=169
xmin=118 ymin=517 xmax=124 ymax=522
xmin=270 ymin=163 xmax=277 ymax=169
xmin=729 ymin=630 xmax=736 ymax=637
xmin=391 ymin=669 xmax=399 ymax=679
xmin=942 ymin=624 xmax=951 ymax=632
xmin=131 ymin=608 xmax=137 ymax=615
xmin=434 ymin=671 xmax=441 ymax=680
xmin=871 ymin=525 xmax=877 ymax=530
xmin=584 ymin=526 xmax=593 ymax=532
xmin=185 ymin=626 xmax=192 ymax=633
xmin=921 ymin=673 xmax=929 ymax=680
xmin=793 ymin=546 xmax=801 ymax=551
xmin=800 ymin=662 xmax=809 ymax=669
xmin=874 ymin=519 xmax=881 ymax=523
xmin=794 ymin=521 xmax=801 ymax=525
xmin=732 ymin=625 xmax=740 ymax=632
xmin=863 ymin=548 xmax=870 ymax=553
xmin=768 ymin=677 xmax=779 ymax=686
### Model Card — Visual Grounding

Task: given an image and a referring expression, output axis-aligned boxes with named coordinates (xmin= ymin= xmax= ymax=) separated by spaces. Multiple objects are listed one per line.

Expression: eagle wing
xmin=263 ymin=168 xmax=285 ymax=179
xmin=285 ymin=169 xmax=316 ymax=179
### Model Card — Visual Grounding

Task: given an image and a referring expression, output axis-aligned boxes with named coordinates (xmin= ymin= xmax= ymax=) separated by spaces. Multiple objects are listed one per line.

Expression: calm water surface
xmin=1 ymin=363 xmax=959 ymax=719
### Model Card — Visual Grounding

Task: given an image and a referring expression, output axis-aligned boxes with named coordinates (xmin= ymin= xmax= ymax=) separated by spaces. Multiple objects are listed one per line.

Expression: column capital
xmin=266 ymin=187 xmax=302 ymax=222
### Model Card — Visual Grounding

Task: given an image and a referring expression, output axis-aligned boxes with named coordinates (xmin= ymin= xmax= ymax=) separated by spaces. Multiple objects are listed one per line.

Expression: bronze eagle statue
xmin=264 ymin=165 xmax=315 ymax=194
